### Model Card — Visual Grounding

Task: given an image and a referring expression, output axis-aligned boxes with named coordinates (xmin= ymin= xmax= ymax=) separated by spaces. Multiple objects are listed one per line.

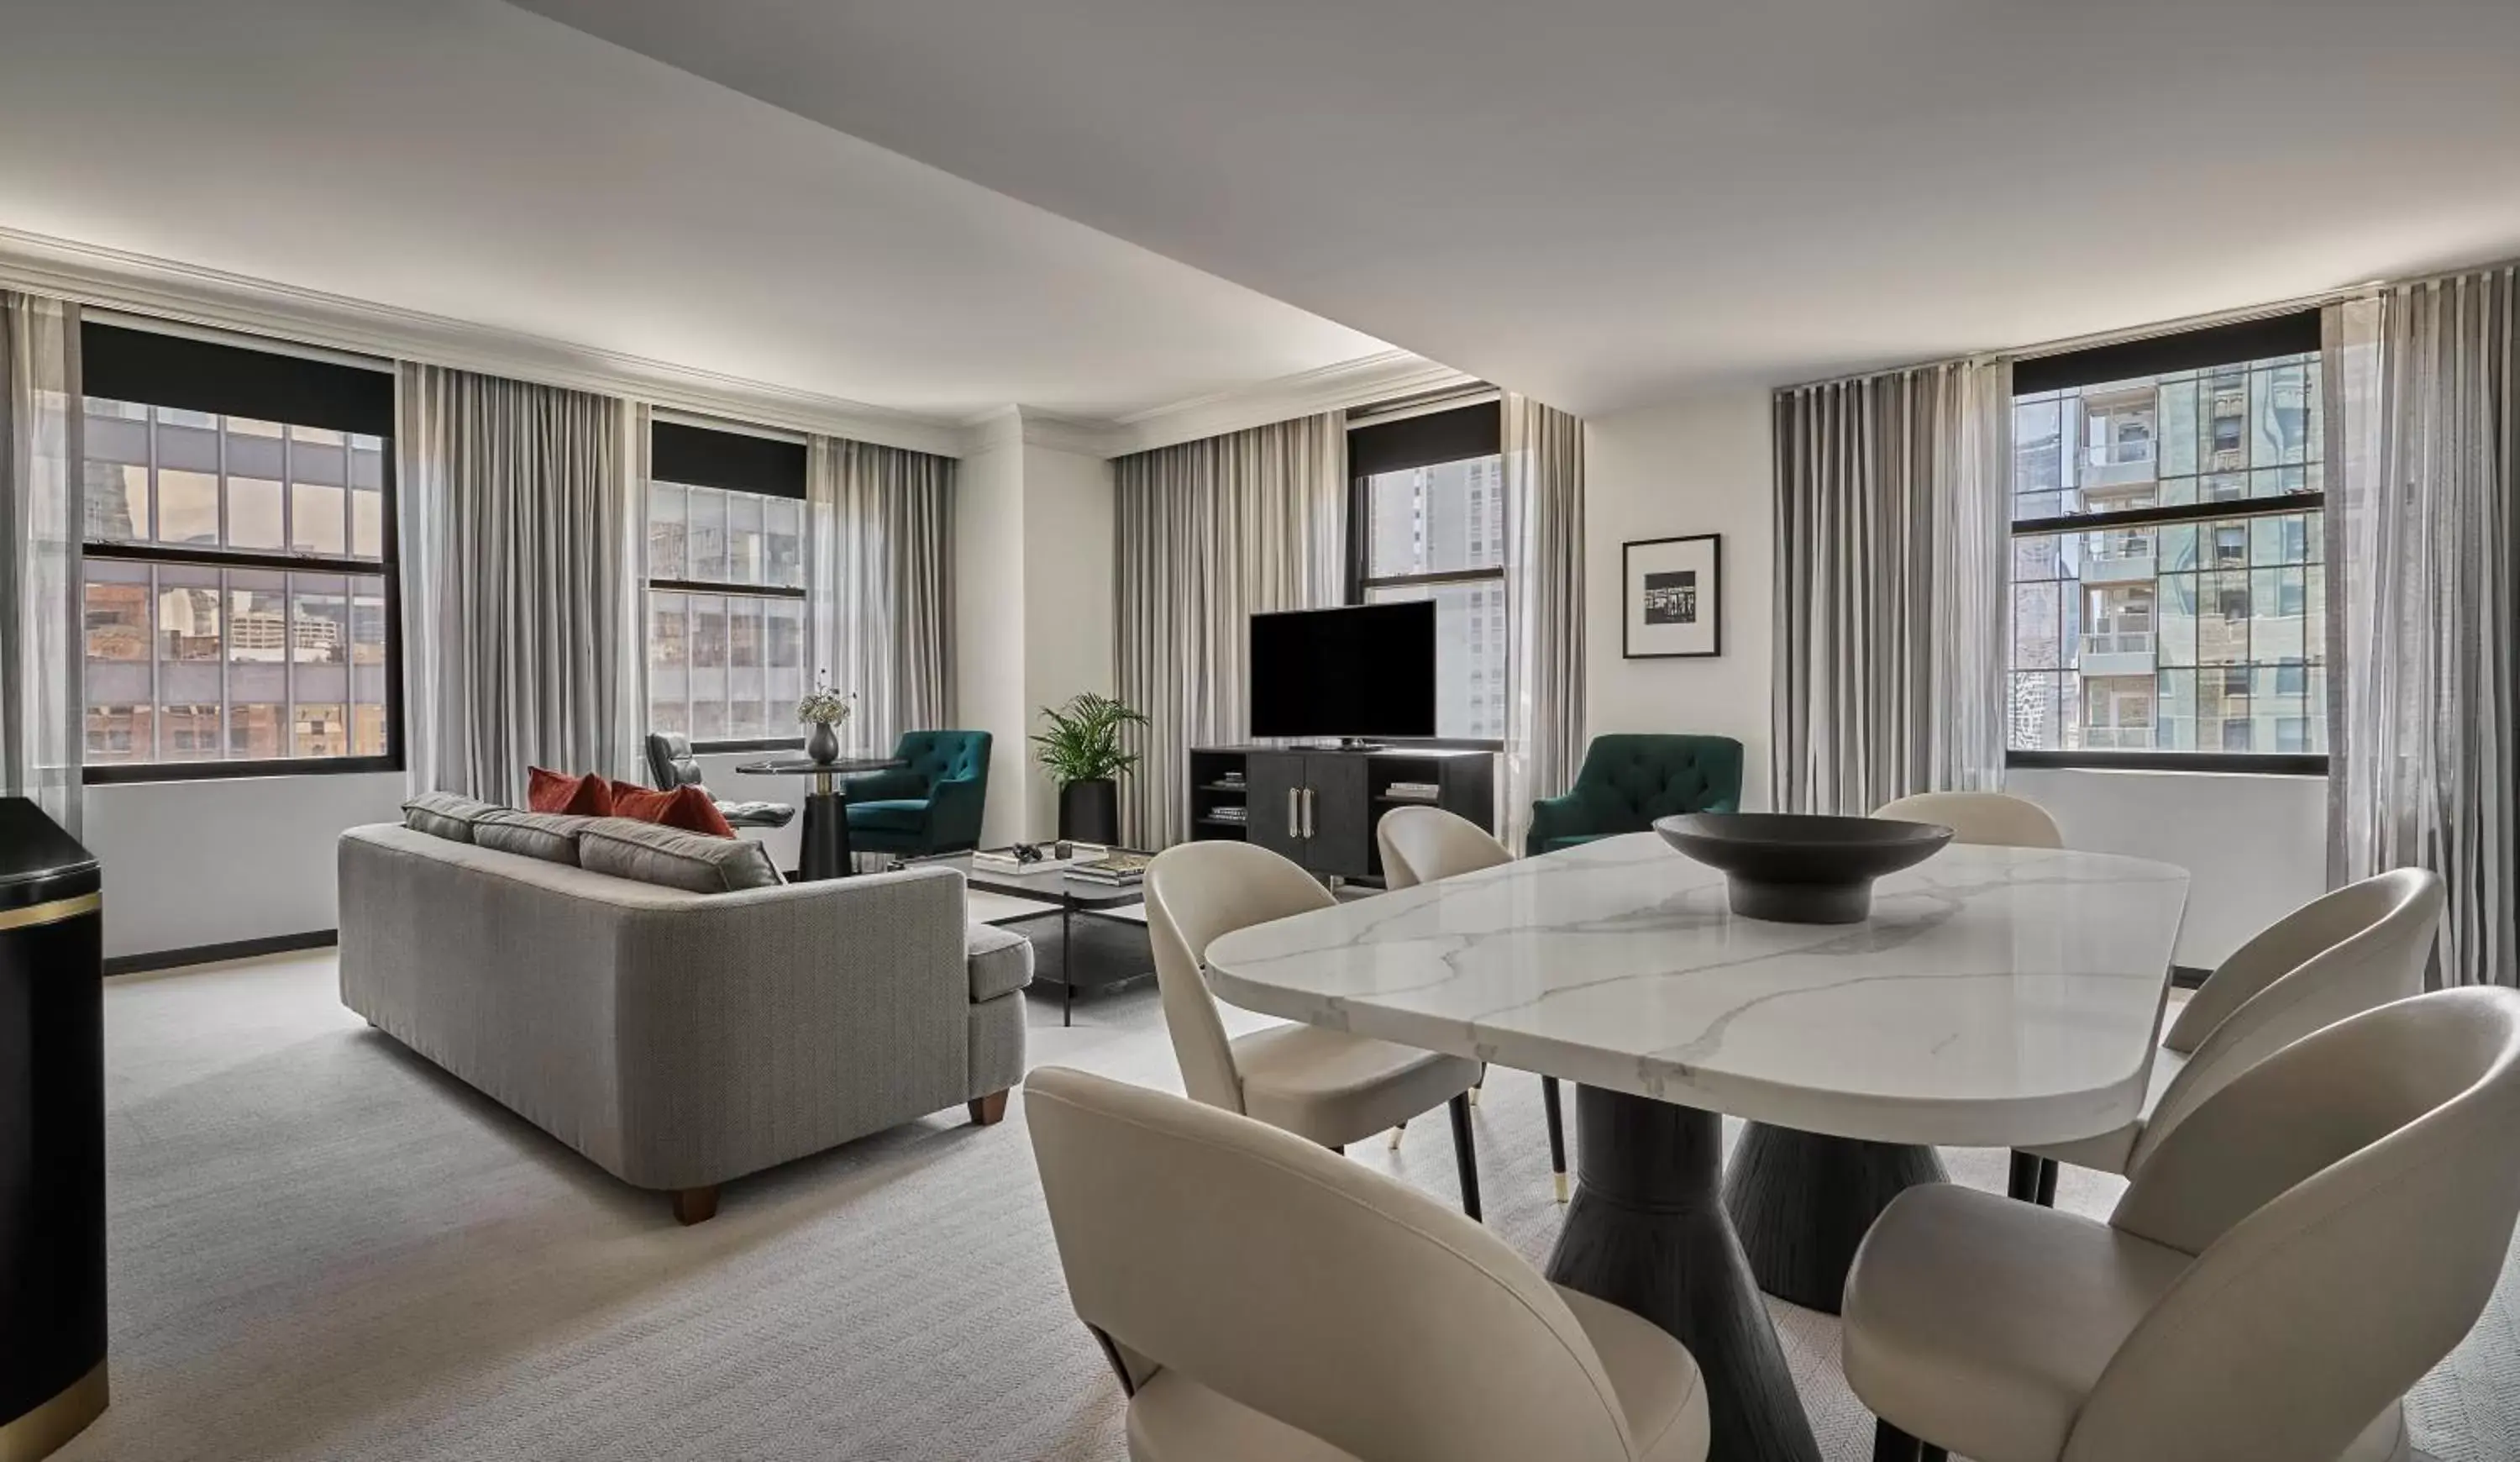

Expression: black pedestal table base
xmin=1546 ymin=1086 xmax=1820 ymax=1462
xmin=1721 ymin=1123 xmax=1950 ymax=1314
xmin=797 ymin=790 xmax=853 ymax=881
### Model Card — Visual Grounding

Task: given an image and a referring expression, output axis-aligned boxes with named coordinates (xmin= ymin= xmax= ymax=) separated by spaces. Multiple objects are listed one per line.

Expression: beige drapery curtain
xmin=398 ymin=363 xmax=646 ymax=804
xmin=0 ymin=292 xmax=82 ymax=835
xmin=2326 ymin=268 xmax=2517 ymax=988
xmin=1771 ymin=359 xmax=2010 ymax=816
xmin=1113 ymin=413 xmax=1344 ymax=849
xmin=1501 ymin=393 xmax=1585 ymax=851
xmin=806 ymin=436 xmax=955 ymax=755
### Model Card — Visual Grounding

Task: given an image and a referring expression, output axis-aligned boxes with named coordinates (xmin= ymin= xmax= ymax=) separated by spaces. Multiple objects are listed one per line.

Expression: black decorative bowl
xmin=1653 ymin=813 xmax=1954 ymax=924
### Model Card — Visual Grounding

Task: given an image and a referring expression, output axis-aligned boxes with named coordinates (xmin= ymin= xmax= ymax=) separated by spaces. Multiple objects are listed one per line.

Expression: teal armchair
xmin=1525 ymin=734 xmax=1744 ymax=855
xmin=843 ymin=730 xmax=993 ymax=857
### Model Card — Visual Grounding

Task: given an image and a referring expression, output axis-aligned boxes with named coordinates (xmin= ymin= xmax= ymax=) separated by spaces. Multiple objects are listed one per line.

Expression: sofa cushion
xmin=528 ymin=766 xmax=616 ymax=817
xmin=967 ymin=923 xmax=1036 ymax=1002
xmin=847 ymin=799 xmax=930 ymax=833
xmin=579 ymin=818 xmax=782 ymax=893
xmin=472 ymin=809 xmax=597 ymax=865
xmin=402 ymin=791 xmax=501 ymax=843
xmin=610 ymin=781 xmax=738 ymax=838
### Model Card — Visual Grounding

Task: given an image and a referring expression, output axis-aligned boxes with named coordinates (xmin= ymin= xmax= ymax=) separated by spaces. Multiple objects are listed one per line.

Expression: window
xmin=1347 ymin=401 xmax=1505 ymax=741
xmin=80 ymin=323 xmax=397 ymax=781
xmin=2005 ymin=310 xmax=2325 ymax=771
xmin=644 ymin=420 xmax=807 ymax=749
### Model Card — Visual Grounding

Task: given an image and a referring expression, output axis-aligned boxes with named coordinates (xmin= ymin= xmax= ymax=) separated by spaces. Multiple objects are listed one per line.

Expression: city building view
xmin=1362 ymin=454 xmax=1509 ymax=740
xmin=80 ymin=398 xmax=391 ymax=764
xmin=645 ymin=480 xmax=808 ymax=742
xmin=2007 ymin=350 xmax=2325 ymax=757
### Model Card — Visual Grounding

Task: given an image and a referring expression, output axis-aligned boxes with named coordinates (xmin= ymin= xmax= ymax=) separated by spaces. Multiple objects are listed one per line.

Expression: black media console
xmin=1188 ymin=744 xmax=1499 ymax=883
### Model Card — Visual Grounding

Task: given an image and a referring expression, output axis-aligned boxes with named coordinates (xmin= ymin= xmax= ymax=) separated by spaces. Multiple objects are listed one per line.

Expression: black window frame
xmin=1344 ymin=399 xmax=1508 ymax=751
xmin=2005 ymin=311 xmax=2329 ymax=778
xmin=643 ymin=420 xmax=811 ymax=755
xmin=79 ymin=323 xmax=404 ymax=786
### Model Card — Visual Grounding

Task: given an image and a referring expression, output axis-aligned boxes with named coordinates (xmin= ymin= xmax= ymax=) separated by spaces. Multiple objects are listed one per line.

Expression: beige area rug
xmin=62 ymin=951 xmax=2517 ymax=1461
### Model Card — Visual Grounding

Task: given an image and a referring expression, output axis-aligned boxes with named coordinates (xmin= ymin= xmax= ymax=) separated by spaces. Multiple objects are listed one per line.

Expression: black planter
xmin=1058 ymin=779 xmax=1120 ymax=845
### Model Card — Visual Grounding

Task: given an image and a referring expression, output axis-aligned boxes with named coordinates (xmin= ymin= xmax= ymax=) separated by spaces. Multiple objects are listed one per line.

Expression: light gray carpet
xmin=63 ymin=951 xmax=2519 ymax=1461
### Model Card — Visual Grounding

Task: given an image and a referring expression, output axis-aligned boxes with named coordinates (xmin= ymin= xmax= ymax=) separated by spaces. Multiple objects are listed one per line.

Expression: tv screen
xmin=1249 ymin=602 xmax=1437 ymax=739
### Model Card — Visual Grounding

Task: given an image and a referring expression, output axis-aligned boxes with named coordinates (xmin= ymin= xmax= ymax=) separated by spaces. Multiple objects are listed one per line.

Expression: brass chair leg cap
xmin=1553 ymin=1171 xmax=1570 ymax=1203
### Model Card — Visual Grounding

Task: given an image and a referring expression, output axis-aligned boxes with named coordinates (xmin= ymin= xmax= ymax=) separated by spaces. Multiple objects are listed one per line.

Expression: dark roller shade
xmin=651 ymin=420 xmax=808 ymax=501
xmin=1347 ymin=401 xmax=1501 ymax=478
xmin=2013 ymin=310 xmax=2323 ymax=397
xmin=81 ymin=321 xmax=394 ymax=437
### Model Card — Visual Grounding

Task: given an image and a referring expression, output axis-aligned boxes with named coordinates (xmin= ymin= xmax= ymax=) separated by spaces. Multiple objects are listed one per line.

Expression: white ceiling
xmin=0 ymin=0 xmax=1389 ymax=427
xmin=514 ymin=0 xmax=2520 ymax=418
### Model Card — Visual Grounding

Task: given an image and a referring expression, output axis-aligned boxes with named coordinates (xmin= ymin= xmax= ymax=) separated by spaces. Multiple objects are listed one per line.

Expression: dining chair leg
xmin=1447 ymin=1091 xmax=1483 ymax=1222
xmin=1541 ymin=1075 xmax=1569 ymax=1202
xmin=2034 ymin=1155 xmax=2059 ymax=1207
xmin=1920 ymin=1447 xmax=1948 ymax=1462
xmin=2007 ymin=1150 xmax=2044 ymax=1202
xmin=1871 ymin=1417 xmax=1922 ymax=1462
xmin=1388 ymin=1122 xmax=1406 ymax=1151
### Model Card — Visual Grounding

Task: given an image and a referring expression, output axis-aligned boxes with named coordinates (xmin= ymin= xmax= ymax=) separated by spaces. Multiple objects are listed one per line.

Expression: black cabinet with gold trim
xmin=0 ymin=798 xmax=105 ymax=1462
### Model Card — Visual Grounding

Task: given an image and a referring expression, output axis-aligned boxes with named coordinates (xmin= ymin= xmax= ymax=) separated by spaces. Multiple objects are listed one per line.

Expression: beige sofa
xmin=339 ymin=823 xmax=1030 ymax=1223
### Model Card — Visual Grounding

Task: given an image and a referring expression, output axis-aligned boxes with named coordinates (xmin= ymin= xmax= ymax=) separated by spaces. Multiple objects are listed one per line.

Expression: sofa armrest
xmin=604 ymin=865 xmax=976 ymax=1188
xmin=842 ymin=768 xmax=927 ymax=802
xmin=966 ymin=923 xmax=1035 ymax=1002
xmin=1525 ymin=791 xmax=1589 ymax=856
xmin=924 ymin=773 xmax=988 ymax=851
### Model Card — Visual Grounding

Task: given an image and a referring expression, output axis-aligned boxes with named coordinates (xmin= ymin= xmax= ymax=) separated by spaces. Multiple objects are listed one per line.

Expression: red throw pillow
xmin=610 ymin=781 xmax=737 ymax=839
xmin=528 ymin=767 xmax=615 ymax=817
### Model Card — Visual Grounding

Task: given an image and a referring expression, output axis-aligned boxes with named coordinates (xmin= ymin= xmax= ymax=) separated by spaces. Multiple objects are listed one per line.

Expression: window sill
xmin=685 ymin=737 xmax=807 ymax=755
xmin=85 ymin=755 xmax=403 ymax=786
xmin=2005 ymin=750 xmax=2326 ymax=777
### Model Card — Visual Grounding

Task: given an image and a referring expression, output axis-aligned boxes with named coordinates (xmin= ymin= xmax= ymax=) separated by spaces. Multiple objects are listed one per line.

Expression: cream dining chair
xmin=1026 ymin=1065 xmax=1712 ymax=1462
xmin=1872 ymin=790 xmax=2065 ymax=849
xmin=1146 ymin=840 xmax=1488 ymax=1217
xmin=1375 ymin=805 xmax=1571 ymax=1202
xmin=2019 ymin=866 xmax=2444 ymax=1204
xmin=1846 ymin=984 xmax=2520 ymax=1462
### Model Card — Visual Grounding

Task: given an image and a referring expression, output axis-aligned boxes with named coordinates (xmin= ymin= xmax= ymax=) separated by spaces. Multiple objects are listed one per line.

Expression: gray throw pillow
xmin=471 ymin=809 xmax=596 ymax=865
xmin=402 ymin=791 xmax=501 ymax=844
xmin=577 ymin=818 xmax=783 ymax=894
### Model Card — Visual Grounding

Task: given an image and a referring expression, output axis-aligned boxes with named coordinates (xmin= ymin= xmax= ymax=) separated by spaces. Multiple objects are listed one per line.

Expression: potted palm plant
xmin=1032 ymin=692 xmax=1147 ymax=844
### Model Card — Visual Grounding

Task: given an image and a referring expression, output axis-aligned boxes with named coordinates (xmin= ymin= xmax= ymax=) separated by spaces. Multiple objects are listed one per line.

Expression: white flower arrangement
xmin=796 ymin=684 xmax=855 ymax=727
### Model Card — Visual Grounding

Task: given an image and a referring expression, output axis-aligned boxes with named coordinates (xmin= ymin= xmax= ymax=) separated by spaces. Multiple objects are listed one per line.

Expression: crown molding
xmin=0 ymin=225 xmax=968 ymax=457
xmin=1105 ymin=348 xmax=1480 ymax=456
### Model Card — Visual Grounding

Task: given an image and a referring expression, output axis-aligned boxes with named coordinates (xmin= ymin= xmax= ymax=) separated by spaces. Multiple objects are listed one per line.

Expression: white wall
xmin=1583 ymin=389 xmax=1777 ymax=808
xmin=950 ymin=420 xmax=1118 ymax=847
xmin=953 ymin=436 xmax=1031 ymax=848
xmin=1017 ymin=439 xmax=1116 ymax=838
xmin=1578 ymin=387 xmax=2326 ymax=968
xmin=84 ymin=771 xmax=407 ymax=960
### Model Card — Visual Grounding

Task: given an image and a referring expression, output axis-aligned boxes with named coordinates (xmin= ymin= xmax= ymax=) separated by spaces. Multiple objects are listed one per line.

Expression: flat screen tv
xmin=1249 ymin=602 xmax=1437 ymax=741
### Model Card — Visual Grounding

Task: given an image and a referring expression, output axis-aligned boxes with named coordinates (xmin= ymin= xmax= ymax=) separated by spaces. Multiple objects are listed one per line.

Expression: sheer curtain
xmin=806 ymin=435 xmax=955 ymax=755
xmin=2326 ymin=269 xmax=2517 ymax=988
xmin=1113 ymin=413 xmax=1344 ymax=849
xmin=1501 ymin=392 xmax=1585 ymax=851
xmin=398 ymin=364 xmax=645 ymax=803
xmin=0 ymin=292 xmax=81 ymax=836
xmin=1771 ymin=358 xmax=2009 ymax=815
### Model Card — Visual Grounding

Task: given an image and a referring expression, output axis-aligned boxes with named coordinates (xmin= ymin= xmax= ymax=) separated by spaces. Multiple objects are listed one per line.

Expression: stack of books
xmin=1208 ymin=804 xmax=1247 ymax=823
xmin=1383 ymin=781 xmax=1441 ymax=803
xmin=1066 ymin=852 xmax=1152 ymax=887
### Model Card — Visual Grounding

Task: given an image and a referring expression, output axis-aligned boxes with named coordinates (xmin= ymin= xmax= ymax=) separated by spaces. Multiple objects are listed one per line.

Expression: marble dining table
xmin=1203 ymin=830 xmax=2189 ymax=1462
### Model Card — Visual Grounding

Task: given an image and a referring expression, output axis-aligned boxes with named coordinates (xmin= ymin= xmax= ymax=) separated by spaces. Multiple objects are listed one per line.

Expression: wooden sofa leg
xmin=670 ymin=1186 xmax=720 ymax=1225
xmin=969 ymin=1089 xmax=1010 ymax=1126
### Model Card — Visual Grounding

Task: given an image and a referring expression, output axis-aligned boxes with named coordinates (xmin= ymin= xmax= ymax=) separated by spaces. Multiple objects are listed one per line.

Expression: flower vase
xmin=806 ymin=722 xmax=839 ymax=766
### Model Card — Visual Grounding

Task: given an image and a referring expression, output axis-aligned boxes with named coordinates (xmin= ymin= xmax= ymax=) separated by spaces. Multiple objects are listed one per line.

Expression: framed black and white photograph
xmin=1623 ymin=534 xmax=1722 ymax=659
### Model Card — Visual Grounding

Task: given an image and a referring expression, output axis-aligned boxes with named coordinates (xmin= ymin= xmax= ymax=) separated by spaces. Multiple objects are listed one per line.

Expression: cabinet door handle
xmin=1302 ymin=786 xmax=1316 ymax=839
xmin=1288 ymin=787 xmax=1303 ymax=840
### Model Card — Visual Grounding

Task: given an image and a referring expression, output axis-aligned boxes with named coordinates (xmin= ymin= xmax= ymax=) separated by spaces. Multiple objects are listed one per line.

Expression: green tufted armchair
xmin=842 ymin=730 xmax=993 ymax=857
xmin=1525 ymin=734 xmax=1745 ymax=855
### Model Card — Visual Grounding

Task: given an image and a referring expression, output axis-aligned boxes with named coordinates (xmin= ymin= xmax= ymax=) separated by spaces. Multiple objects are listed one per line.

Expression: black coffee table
xmin=731 ymin=755 xmax=905 ymax=881
xmin=911 ymin=852 xmax=1149 ymax=1026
